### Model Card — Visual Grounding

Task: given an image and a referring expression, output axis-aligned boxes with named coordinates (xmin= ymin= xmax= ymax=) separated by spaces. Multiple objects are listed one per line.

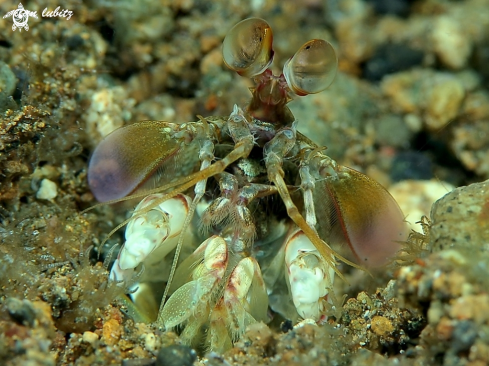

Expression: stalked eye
xmin=283 ymin=39 xmax=338 ymax=96
xmin=222 ymin=18 xmax=274 ymax=77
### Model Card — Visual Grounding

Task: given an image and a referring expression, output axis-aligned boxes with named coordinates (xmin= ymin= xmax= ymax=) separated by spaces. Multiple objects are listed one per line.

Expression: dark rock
xmin=6 ymin=298 xmax=37 ymax=327
xmin=280 ymin=319 xmax=293 ymax=333
xmin=0 ymin=61 xmax=17 ymax=111
xmin=473 ymin=39 xmax=489 ymax=88
xmin=156 ymin=345 xmax=197 ymax=366
xmin=366 ymin=0 xmax=413 ymax=17
xmin=363 ymin=43 xmax=424 ymax=82
xmin=390 ymin=151 xmax=433 ymax=182
xmin=65 ymin=35 xmax=84 ymax=50
xmin=451 ymin=320 xmax=477 ymax=353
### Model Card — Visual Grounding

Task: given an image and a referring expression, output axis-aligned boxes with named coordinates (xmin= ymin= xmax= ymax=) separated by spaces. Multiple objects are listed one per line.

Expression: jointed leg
xmin=264 ymin=130 xmax=360 ymax=280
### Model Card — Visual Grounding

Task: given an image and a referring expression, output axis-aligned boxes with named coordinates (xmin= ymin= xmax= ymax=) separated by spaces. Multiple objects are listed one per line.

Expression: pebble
xmin=381 ymin=69 xmax=466 ymax=131
xmin=0 ymin=61 xmax=16 ymax=97
xmin=390 ymin=151 xmax=433 ymax=181
xmin=365 ymin=0 xmax=412 ymax=17
xmin=363 ymin=43 xmax=423 ymax=82
xmin=85 ymin=87 xmax=135 ymax=144
xmin=156 ymin=345 xmax=197 ymax=366
xmin=36 ymin=179 xmax=58 ymax=200
xmin=102 ymin=319 xmax=122 ymax=346
xmin=427 ymin=300 xmax=443 ymax=324
xmin=243 ymin=322 xmax=273 ymax=348
xmin=451 ymin=320 xmax=478 ymax=353
xmin=375 ymin=114 xmax=412 ymax=148
xmin=432 ymin=16 xmax=472 ymax=69
xmin=144 ymin=333 xmax=157 ymax=353
xmin=403 ymin=113 xmax=422 ymax=133
xmin=451 ymin=93 xmax=489 ymax=177
xmin=370 ymin=316 xmax=394 ymax=337
xmin=430 ymin=180 xmax=489 ymax=252
xmin=462 ymin=90 xmax=489 ymax=120
xmin=82 ymin=331 xmax=99 ymax=345
xmin=6 ymin=298 xmax=37 ymax=327
xmin=390 ymin=179 xmax=455 ymax=232
xmin=449 ymin=295 xmax=489 ymax=325
xmin=425 ymin=76 xmax=465 ymax=130
xmin=0 ymin=61 xmax=17 ymax=109
xmin=381 ymin=70 xmax=420 ymax=114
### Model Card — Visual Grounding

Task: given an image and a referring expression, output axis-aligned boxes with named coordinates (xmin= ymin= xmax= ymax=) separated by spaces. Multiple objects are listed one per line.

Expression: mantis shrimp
xmin=87 ymin=18 xmax=408 ymax=352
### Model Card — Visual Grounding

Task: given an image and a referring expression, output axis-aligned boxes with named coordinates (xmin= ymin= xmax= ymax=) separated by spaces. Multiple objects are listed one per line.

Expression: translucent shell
xmin=222 ymin=18 xmax=274 ymax=77
xmin=87 ymin=121 xmax=180 ymax=202
xmin=314 ymin=166 xmax=408 ymax=268
xmin=283 ymin=39 xmax=338 ymax=96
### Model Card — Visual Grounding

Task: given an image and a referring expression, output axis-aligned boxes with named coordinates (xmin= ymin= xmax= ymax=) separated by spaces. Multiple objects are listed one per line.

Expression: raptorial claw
xmin=285 ymin=229 xmax=335 ymax=322
xmin=109 ymin=193 xmax=191 ymax=283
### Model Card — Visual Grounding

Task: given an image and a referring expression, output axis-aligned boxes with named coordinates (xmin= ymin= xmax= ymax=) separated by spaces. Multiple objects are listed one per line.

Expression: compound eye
xmin=222 ymin=18 xmax=274 ymax=77
xmin=283 ymin=39 xmax=338 ymax=96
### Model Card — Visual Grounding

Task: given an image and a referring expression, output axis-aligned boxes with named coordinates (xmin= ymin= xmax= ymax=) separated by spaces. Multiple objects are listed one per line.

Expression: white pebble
xmin=36 ymin=179 xmax=58 ymax=200
xmin=432 ymin=16 xmax=472 ymax=69
xmin=82 ymin=331 xmax=99 ymax=345
xmin=144 ymin=333 xmax=157 ymax=352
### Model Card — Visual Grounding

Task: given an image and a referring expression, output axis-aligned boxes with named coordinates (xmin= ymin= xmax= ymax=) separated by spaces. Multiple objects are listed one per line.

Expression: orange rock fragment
xmin=370 ymin=316 xmax=394 ymax=337
xmin=102 ymin=319 xmax=122 ymax=346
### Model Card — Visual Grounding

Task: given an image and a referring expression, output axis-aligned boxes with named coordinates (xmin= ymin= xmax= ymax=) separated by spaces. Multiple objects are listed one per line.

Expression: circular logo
xmin=12 ymin=4 xmax=29 ymax=31
xmin=4 ymin=3 xmax=37 ymax=32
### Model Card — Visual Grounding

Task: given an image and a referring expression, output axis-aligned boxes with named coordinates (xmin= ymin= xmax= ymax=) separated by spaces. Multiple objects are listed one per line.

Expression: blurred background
xmin=1 ymin=0 xmax=488 ymax=364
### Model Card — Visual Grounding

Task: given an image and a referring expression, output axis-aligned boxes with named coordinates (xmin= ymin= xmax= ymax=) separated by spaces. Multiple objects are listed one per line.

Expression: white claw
xmin=109 ymin=193 xmax=191 ymax=283
xmin=162 ymin=235 xmax=228 ymax=329
xmin=285 ymin=229 xmax=335 ymax=321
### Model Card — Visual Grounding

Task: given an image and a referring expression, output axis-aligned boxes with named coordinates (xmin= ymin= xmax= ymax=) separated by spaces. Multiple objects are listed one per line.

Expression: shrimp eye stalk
xmin=222 ymin=18 xmax=274 ymax=78
xmin=283 ymin=39 xmax=338 ymax=96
